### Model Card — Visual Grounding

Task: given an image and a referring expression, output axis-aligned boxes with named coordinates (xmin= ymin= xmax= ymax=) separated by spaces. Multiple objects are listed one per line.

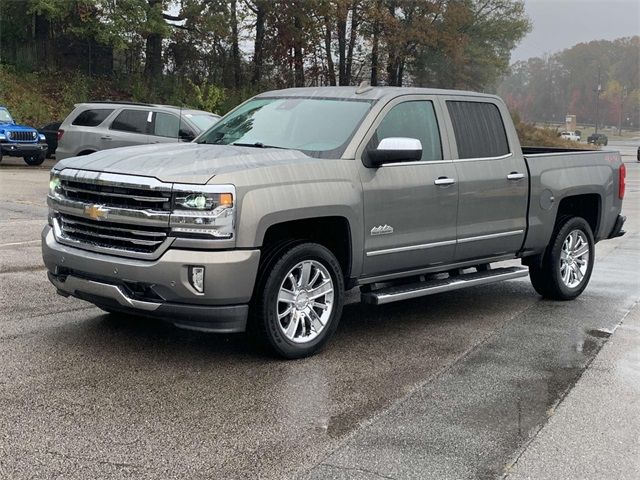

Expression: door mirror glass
xmin=179 ymin=128 xmax=196 ymax=142
xmin=366 ymin=137 xmax=423 ymax=167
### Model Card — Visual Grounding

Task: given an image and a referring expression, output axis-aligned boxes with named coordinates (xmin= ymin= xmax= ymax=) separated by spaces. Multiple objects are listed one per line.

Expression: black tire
xmin=251 ymin=242 xmax=344 ymax=359
xmin=529 ymin=216 xmax=595 ymax=300
xmin=23 ymin=153 xmax=45 ymax=166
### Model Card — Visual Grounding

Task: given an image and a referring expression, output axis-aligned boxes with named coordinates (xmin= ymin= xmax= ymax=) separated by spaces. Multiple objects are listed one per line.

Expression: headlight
xmin=49 ymin=170 xmax=62 ymax=198
xmin=170 ymin=185 xmax=235 ymax=239
xmin=39 ymin=133 xmax=46 ymax=141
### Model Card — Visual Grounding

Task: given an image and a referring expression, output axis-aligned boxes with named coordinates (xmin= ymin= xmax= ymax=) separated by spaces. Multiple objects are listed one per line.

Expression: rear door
xmin=104 ymin=108 xmax=152 ymax=149
xmin=442 ymin=98 xmax=528 ymax=261
xmin=359 ymin=96 xmax=458 ymax=276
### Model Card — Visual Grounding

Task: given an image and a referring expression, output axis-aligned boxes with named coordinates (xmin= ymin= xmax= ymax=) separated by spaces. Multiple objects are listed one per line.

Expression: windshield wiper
xmin=233 ymin=142 xmax=288 ymax=150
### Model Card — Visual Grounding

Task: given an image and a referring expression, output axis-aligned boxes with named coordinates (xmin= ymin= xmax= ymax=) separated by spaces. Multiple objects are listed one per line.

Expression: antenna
xmin=356 ymin=80 xmax=373 ymax=94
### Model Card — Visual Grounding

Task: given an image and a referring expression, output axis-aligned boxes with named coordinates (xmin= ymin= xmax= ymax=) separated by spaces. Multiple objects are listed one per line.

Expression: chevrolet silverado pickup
xmin=42 ymin=86 xmax=627 ymax=358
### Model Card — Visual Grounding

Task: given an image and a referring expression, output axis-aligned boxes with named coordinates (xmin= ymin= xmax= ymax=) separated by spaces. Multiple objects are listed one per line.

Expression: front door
xmin=443 ymin=99 xmax=529 ymax=261
xmin=359 ymin=97 xmax=458 ymax=277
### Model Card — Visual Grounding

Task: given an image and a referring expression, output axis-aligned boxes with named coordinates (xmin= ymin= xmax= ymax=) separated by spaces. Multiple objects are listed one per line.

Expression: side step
xmin=361 ymin=266 xmax=529 ymax=305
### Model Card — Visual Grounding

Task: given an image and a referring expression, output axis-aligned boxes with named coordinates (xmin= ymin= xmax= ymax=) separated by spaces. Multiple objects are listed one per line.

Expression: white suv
xmin=56 ymin=102 xmax=219 ymax=160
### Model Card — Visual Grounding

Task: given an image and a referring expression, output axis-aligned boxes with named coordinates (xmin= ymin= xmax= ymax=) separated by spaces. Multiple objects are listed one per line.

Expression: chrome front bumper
xmin=42 ymin=225 xmax=260 ymax=332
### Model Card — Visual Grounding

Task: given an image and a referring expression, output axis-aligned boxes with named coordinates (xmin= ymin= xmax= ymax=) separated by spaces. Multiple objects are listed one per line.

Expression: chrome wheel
xmin=560 ymin=229 xmax=590 ymax=288
xmin=276 ymin=260 xmax=334 ymax=344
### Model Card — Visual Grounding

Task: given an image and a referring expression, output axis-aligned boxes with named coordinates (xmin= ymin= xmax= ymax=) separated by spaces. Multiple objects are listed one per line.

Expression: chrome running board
xmin=361 ymin=266 xmax=528 ymax=305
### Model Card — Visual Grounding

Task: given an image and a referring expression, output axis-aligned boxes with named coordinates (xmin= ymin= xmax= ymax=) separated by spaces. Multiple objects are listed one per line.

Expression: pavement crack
xmin=45 ymin=450 xmax=141 ymax=469
xmin=320 ymin=462 xmax=397 ymax=480
xmin=0 ymin=265 xmax=46 ymax=274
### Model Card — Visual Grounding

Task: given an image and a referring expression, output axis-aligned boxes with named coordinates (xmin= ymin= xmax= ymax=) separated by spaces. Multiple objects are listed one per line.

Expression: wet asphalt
xmin=0 ymin=146 xmax=638 ymax=479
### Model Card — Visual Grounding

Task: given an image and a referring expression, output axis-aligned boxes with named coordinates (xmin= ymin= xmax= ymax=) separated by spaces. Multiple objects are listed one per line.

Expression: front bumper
xmin=42 ymin=225 xmax=260 ymax=332
xmin=1 ymin=142 xmax=47 ymax=157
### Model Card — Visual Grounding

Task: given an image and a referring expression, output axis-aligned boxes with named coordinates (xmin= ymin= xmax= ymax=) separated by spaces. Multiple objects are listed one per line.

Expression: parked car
xmin=39 ymin=121 xmax=62 ymax=157
xmin=587 ymin=133 xmax=608 ymax=146
xmin=560 ymin=131 xmax=581 ymax=141
xmin=56 ymin=102 xmax=220 ymax=160
xmin=43 ymin=86 xmax=626 ymax=358
xmin=0 ymin=106 xmax=48 ymax=165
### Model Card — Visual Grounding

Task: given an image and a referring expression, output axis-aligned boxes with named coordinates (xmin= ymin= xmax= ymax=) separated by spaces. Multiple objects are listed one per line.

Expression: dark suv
xmin=587 ymin=133 xmax=608 ymax=146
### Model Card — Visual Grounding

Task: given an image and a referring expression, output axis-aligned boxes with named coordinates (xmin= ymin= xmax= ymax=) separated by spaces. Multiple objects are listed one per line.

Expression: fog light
xmin=189 ymin=266 xmax=205 ymax=293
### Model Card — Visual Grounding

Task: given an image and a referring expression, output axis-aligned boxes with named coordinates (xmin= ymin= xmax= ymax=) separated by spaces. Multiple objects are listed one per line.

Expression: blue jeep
xmin=0 ymin=106 xmax=48 ymax=165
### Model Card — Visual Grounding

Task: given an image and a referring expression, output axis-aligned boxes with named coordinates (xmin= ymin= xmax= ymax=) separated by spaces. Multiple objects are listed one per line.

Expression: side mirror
xmin=365 ymin=137 xmax=422 ymax=168
xmin=179 ymin=130 xmax=196 ymax=142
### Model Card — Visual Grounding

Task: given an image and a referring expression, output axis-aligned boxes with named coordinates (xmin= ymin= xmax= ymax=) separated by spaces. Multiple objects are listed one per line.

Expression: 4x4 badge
xmin=84 ymin=204 xmax=108 ymax=221
xmin=371 ymin=224 xmax=394 ymax=236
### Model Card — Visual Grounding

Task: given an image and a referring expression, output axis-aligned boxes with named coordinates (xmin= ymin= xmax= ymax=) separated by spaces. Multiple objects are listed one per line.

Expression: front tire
xmin=252 ymin=243 xmax=344 ymax=359
xmin=24 ymin=153 xmax=45 ymax=166
xmin=529 ymin=216 xmax=595 ymax=300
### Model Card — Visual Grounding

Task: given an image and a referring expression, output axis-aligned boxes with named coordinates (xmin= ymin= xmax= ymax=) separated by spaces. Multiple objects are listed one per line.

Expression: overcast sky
xmin=511 ymin=0 xmax=640 ymax=62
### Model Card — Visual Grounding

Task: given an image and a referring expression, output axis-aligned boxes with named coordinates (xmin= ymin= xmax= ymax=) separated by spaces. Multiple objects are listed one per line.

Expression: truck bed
xmin=522 ymin=146 xmax=596 ymax=155
xmin=522 ymin=147 xmax=622 ymax=253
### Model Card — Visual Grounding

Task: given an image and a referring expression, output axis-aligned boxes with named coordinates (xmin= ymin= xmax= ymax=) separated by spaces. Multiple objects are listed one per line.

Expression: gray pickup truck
xmin=42 ymin=86 xmax=627 ymax=358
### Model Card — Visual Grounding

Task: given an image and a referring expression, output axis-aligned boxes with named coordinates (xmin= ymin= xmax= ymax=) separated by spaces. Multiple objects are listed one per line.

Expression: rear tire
xmin=252 ymin=242 xmax=344 ymax=359
xmin=23 ymin=153 xmax=45 ymax=166
xmin=529 ymin=216 xmax=595 ymax=300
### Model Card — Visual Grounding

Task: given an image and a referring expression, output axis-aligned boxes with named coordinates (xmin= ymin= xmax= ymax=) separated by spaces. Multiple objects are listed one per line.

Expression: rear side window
xmin=72 ymin=109 xmax=114 ymax=127
xmin=447 ymin=101 xmax=509 ymax=159
xmin=110 ymin=109 xmax=150 ymax=134
xmin=370 ymin=100 xmax=442 ymax=162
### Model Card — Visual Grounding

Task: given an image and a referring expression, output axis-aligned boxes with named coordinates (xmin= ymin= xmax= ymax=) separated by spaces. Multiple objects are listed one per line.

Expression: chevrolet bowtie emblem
xmin=84 ymin=204 xmax=108 ymax=221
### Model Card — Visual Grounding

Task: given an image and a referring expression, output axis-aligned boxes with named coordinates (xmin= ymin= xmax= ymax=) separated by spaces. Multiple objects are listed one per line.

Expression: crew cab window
xmin=369 ymin=100 xmax=442 ymax=162
xmin=72 ymin=109 xmax=114 ymax=127
xmin=153 ymin=112 xmax=180 ymax=138
xmin=110 ymin=109 xmax=150 ymax=134
xmin=446 ymin=101 xmax=509 ymax=159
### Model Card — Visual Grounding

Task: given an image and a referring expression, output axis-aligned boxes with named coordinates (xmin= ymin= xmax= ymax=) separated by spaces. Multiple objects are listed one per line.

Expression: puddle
xmin=586 ymin=328 xmax=613 ymax=339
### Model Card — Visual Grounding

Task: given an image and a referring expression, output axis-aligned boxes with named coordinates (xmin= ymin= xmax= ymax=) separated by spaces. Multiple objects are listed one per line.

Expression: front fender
xmin=236 ymin=179 xmax=364 ymax=277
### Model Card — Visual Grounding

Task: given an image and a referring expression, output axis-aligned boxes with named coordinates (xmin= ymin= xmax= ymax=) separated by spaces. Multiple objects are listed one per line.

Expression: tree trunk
xmin=144 ymin=0 xmax=163 ymax=79
xmin=370 ymin=1 xmax=380 ymax=85
xmin=323 ymin=15 xmax=336 ymax=86
xmin=144 ymin=33 xmax=163 ymax=78
xmin=345 ymin=1 xmax=358 ymax=85
xmin=251 ymin=1 xmax=266 ymax=85
xmin=293 ymin=12 xmax=305 ymax=87
xmin=336 ymin=1 xmax=348 ymax=85
xmin=33 ymin=13 xmax=51 ymax=69
xmin=230 ymin=0 xmax=241 ymax=88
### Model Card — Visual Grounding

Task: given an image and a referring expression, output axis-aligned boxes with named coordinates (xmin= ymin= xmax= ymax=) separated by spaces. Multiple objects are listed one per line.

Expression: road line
xmin=0 ymin=239 xmax=41 ymax=247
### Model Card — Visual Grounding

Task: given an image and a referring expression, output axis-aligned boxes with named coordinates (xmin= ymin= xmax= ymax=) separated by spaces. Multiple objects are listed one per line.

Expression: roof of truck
xmin=255 ymin=86 xmax=501 ymax=102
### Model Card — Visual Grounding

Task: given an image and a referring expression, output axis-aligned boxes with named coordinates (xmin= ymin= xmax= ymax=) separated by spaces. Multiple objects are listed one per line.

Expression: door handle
xmin=100 ymin=136 xmax=112 ymax=141
xmin=507 ymin=172 xmax=525 ymax=180
xmin=434 ymin=177 xmax=456 ymax=186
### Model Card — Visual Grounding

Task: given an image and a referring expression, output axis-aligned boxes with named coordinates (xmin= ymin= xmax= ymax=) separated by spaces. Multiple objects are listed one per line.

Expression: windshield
xmin=0 ymin=108 xmax=13 ymax=123
xmin=197 ymin=97 xmax=373 ymax=158
xmin=185 ymin=113 xmax=219 ymax=132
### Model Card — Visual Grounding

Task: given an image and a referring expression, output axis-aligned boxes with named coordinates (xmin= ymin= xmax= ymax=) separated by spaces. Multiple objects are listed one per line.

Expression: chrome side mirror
xmin=366 ymin=137 xmax=423 ymax=168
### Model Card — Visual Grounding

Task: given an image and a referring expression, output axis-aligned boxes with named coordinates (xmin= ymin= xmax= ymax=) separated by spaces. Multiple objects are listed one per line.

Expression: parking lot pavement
xmin=503 ymin=303 xmax=640 ymax=480
xmin=0 ymin=160 xmax=638 ymax=480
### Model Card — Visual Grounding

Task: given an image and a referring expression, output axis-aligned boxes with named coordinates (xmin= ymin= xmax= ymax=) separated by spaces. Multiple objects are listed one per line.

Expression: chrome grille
xmin=56 ymin=214 xmax=169 ymax=254
xmin=50 ymin=169 xmax=174 ymax=258
xmin=8 ymin=130 xmax=37 ymax=142
xmin=60 ymin=179 xmax=171 ymax=211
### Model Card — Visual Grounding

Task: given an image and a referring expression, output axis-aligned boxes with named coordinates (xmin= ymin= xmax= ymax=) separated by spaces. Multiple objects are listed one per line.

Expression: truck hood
xmin=54 ymin=143 xmax=319 ymax=184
